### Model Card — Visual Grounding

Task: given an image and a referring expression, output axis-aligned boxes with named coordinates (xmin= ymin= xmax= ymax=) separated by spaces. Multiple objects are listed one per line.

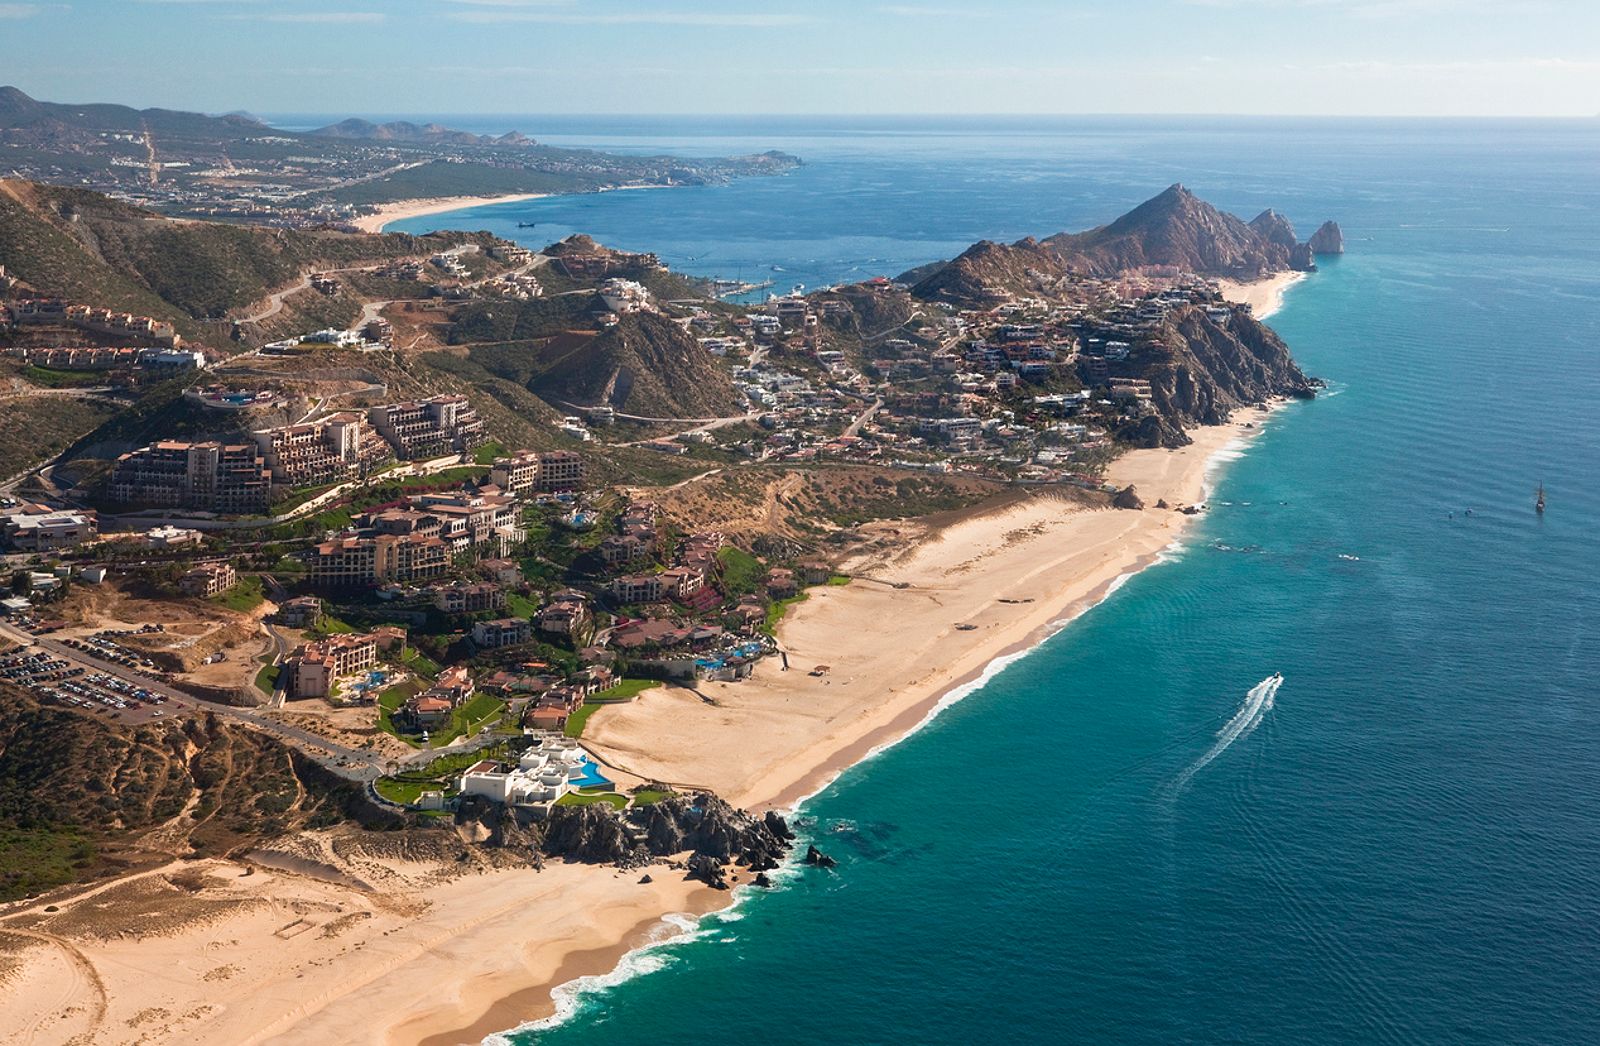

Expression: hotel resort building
xmin=307 ymin=532 xmax=449 ymax=587
xmin=252 ymin=412 xmax=391 ymax=488
xmin=283 ymin=632 xmax=379 ymax=700
xmin=108 ymin=441 xmax=272 ymax=514
xmin=369 ymin=395 xmax=486 ymax=460
xmin=488 ymin=449 xmax=585 ymax=495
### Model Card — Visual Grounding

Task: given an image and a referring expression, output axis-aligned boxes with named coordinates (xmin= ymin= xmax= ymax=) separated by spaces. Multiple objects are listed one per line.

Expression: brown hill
xmin=1043 ymin=183 xmax=1293 ymax=279
xmin=531 ymin=311 xmax=742 ymax=419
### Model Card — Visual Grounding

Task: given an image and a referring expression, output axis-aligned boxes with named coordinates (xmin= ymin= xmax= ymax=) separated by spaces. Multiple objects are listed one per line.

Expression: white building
xmin=456 ymin=739 xmax=591 ymax=806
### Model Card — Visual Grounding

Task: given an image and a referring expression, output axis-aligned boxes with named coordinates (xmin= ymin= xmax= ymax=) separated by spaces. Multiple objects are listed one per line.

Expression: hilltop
xmin=911 ymin=185 xmax=1332 ymax=304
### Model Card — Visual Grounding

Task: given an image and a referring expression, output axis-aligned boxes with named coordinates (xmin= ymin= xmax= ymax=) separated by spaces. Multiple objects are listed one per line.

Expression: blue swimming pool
xmin=571 ymin=759 xmax=611 ymax=789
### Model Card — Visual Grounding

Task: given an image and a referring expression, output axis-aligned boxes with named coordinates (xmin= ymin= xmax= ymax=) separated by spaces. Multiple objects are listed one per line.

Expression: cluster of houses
xmin=4 ymin=298 xmax=179 ymax=346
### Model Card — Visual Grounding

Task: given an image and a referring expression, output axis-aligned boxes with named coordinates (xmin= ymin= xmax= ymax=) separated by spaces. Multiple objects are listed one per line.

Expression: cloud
xmin=229 ymin=10 xmax=386 ymax=22
xmin=0 ymin=2 xmax=51 ymax=16
xmin=446 ymin=7 xmax=811 ymax=25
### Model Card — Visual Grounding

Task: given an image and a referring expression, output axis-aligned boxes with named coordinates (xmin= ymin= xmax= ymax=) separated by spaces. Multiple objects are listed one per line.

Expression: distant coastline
xmin=355 ymin=192 xmax=551 ymax=233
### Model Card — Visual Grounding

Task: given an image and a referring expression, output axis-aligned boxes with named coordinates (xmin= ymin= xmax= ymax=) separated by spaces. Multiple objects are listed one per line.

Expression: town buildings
xmin=1 ymin=505 xmax=99 ymax=552
xmin=307 ymin=533 xmax=449 ymax=587
xmin=253 ymin=413 xmax=390 ymax=487
xmin=488 ymin=450 xmax=585 ymax=495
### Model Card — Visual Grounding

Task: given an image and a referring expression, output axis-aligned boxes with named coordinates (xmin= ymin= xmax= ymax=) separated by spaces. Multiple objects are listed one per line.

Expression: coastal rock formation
xmin=687 ymin=852 xmax=730 ymax=889
xmin=527 ymin=791 xmax=794 ymax=872
xmin=1118 ymin=304 xmax=1315 ymax=448
xmin=804 ymin=844 xmax=838 ymax=869
xmin=1044 ymin=184 xmax=1294 ymax=279
xmin=1112 ymin=486 xmax=1145 ymax=510
xmin=1309 ymin=221 xmax=1345 ymax=255
xmin=910 ymin=186 xmax=1341 ymax=304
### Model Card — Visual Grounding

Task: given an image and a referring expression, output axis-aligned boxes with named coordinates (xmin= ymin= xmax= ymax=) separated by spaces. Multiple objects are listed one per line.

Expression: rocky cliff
xmin=1117 ymin=304 xmax=1316 ymax=448
xmin=911 ymin=185 xmax=1340 ymax=306
xmin=460 ymin=789 xmax=794 ymax=887
xmin=1309 ymin=220 xmax=1345 ymax=255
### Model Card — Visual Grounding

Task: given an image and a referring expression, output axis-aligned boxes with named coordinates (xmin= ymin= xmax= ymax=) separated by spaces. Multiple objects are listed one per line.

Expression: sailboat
xmin=1536 ymin=483 xmax=1546 ymax=514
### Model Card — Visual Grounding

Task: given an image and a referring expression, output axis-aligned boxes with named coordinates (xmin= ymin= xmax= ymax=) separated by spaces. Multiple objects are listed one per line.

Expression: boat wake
xmin=1172 ymin=674 xmax=1282 ymax=793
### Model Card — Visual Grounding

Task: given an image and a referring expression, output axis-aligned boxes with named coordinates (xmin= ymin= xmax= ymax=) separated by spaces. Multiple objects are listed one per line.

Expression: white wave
xmin=1338 ymin=554 xmax=1360 ymax=562
xmin=1172 ymin=674 xmax=1283 ymax=793
xmin=485 ymin=912 xmax=715 ymax=1044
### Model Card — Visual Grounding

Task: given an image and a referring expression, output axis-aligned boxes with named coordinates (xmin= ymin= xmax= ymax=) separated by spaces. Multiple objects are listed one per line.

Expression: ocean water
xmin=394 ymin=118 xmax=1600 ymax=1044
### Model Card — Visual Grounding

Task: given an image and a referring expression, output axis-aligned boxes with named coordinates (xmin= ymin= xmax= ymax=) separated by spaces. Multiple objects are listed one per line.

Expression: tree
xmin=10 ymin=570 xmax=30 ymax=596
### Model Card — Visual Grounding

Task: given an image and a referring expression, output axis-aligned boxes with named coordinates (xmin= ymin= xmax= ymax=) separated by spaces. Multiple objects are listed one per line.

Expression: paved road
xmin=0 ymin=620 xmax=387 ymax=781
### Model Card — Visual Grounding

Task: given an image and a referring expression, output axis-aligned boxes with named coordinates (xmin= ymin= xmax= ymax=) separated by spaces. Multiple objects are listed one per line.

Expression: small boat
xmin=1536 ymin=483 xmax=1546 ymax=514
xmin=516 ymin=221 xmax=538 ymax=228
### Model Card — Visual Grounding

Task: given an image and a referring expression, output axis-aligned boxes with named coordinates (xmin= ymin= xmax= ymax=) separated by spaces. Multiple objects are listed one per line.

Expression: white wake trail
xmin=1173 ymin=674 xmax=1282 ymax=792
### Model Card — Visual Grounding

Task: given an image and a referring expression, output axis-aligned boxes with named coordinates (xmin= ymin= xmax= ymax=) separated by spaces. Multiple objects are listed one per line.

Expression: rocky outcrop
xmin=519 ymin=790 xmax=793 ymax=874
xmin=804 ymin=844 xmax=837 ymax=869
xmin=1248 ymin=209 xmax=1299 ymax=250
xmin=1122 ymin=304 xmax=1315 ymax=448
xmin=1309 ymin=221 xmax=1344 ymax=255
xmin=1112 ymin=486 xmax=1145 ymax=510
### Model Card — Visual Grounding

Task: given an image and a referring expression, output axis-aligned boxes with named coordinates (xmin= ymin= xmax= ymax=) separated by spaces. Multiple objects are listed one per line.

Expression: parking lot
xmin=1 ymin=647 xmax=175 ymax=725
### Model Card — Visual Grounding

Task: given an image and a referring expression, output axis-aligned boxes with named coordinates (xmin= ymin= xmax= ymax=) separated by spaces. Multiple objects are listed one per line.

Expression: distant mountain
xmin=0 ymin=84 xmax=265 ymax=140
xmin=1043 ymin=184 xmax=1305 ymax=279
xmin=308 ymin=118 xmax=536 ymax=148
xmin=910 ymin=184 xmax=1328 ymax=304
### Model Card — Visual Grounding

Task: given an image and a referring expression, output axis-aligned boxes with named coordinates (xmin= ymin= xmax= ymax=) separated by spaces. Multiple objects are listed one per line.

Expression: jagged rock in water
xmin=1309 ymin=221 xmax=1345 ymax=255
xmin=687 ymin=852 xmax=729 ymax=889
xmin=763 ymin=810 xmax=795 ymax=842
xmin=753 ymin=872 xmax=773 ymax=888
xmin=804 ymin=844 xmax=837 ymax=869
xmin=1112 ymin=486 xmax=1145 ymax=511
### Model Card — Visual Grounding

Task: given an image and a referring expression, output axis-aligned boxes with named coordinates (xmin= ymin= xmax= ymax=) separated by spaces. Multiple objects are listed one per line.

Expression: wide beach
xmin=0 ymin=265 xmax=1297 ymax=1046
xmin=352 ymin=193 xmax=550 ymax=234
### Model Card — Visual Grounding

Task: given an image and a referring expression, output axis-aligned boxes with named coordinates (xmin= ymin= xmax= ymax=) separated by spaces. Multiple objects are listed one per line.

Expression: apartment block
xmin=108 ymin=441 xmax=272 ymax=514
xmin=370 ymin=395 xmax=486 ymax=460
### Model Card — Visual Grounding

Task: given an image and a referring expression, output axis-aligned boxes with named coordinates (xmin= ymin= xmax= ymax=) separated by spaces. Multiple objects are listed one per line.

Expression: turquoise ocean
xmin=380 ymin=117 xmax=1600 ymax=1044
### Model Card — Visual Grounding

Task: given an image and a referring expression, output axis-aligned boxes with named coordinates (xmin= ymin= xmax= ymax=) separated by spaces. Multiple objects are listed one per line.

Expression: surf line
xmin=1172 ymin=673 xmax=1283 ymax=792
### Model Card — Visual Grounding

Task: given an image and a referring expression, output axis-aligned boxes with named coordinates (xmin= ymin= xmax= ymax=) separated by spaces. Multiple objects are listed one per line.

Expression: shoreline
xmin=356 ymin=183 xmax=672 ymax=233
xmin=0 ymin=276 xmax=1303 ymax=1046
xmin=353 ymin=192 xmax=551 ymax=233
xmin=1218 ymin=269 xmax=1306 ymax=319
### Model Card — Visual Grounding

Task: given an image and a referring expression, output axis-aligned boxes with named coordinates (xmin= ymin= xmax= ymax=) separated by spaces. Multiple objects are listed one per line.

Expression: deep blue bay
xmin=386 ymin=118 xmax=1600 ymax=1044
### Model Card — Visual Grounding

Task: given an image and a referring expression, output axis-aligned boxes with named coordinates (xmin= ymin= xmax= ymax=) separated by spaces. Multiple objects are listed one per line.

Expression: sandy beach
xmin=352 ymin=193 xmax=550 ymax=233
xmin=1218 ymin=269 xmax=1305 ymax=319
xmin=585 ymin=412 xmax=1274 ymax=813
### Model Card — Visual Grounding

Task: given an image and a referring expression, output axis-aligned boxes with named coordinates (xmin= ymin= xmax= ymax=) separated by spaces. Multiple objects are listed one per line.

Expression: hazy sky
xmin=2 ymin=0 xmax=1596 ymax=117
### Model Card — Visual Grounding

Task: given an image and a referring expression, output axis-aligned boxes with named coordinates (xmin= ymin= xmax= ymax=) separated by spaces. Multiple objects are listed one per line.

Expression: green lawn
xmin=375 ymin=679 xmax=424 ymax=743
xmin=212 ymin=575 xmax=266 ymax=613
xmin=589 ymin=678 xmax=660 ymax=703
xmin=473 ymin=440 xmax=506 ymax=465
xmin=827 ymin=574 xmax=853 ymax=586
xmin=318 ymin=615 xmax=356 ymax=636
xmin=400 ymin=646 xmax=441 ymax=677
xmin=555 ymin=791 xmax=627 ymax=810
xmin=374 ymin=777 xmax=435 ymax=805
xmin=254 ymin=663 xmax=280 ymax=695
xmin=563 ymin=701 xmax=604 ymax=738
xmin=764 ymin=592 xmax=809 ymax=634
xmin=504 ymin=591 xmax=540 ymax=618
xmin=716 ymin=545 xmax=764 ymax=596
xmin=21 ymin=365 xmax=106 ymax=389
xmin=630 ymin=789 xmax=673 ymax=806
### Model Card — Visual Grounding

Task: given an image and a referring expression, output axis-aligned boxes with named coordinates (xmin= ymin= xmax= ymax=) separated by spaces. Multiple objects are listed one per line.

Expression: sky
xmin=0 ymin=0 xmax=1596 ymax=117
